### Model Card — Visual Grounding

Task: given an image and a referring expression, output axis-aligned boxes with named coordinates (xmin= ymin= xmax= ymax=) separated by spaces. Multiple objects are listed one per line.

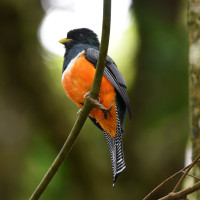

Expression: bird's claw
xmin=83 ymin=92 xmax=90 ymax=99
xmin=77 ymin=109 xmax=82 ymax=116
xmin=84 ymin=92 xmax=100 ymax=102
xmin=101 ymin=100 xmax=113 ymax=119
xmin=96 ymin=101 xmax=113 ymax=123
xmin=83 ymin=92 xmax=113 ymax=122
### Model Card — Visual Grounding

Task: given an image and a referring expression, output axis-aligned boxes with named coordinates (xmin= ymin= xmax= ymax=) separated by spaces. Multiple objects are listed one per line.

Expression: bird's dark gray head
xmin=59 ymin=28 xmax=100 ymax=49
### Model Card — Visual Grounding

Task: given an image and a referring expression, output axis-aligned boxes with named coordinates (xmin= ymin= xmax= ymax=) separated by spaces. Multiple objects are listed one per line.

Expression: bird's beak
xmin=59 ymin=38 xmax=72 ymax=44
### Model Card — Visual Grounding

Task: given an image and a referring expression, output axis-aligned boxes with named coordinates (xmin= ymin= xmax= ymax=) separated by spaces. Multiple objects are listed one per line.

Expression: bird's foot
xmin=97 ymin=100 xmax=113 ymax=120
xmin=84 ymin=92 xmax=100 ymax=102
xmin=83 ymin=92 xmax=90 ymax=99
xmin=77 ymin=109 xmax=82 ymax=116
xmin=84 ymin=92 xmax=113 ymax=122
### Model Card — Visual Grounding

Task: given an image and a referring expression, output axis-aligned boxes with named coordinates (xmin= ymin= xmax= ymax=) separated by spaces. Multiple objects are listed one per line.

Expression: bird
xmin=59 ymin=28 xmax=132 ymax=185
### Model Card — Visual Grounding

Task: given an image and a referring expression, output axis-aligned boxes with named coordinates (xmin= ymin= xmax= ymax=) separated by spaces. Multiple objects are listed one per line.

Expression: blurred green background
xmin=0 ymin=0 xmax=188 ymax=199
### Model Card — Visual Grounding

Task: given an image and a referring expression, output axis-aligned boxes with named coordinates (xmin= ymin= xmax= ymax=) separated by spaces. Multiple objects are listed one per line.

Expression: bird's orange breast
xmin=62 ymin=51 xmax=117 ymax=138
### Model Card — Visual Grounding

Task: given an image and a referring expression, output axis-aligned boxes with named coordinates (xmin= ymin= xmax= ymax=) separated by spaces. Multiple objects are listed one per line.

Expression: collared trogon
xmin=59 ymin=28 xmax=132 ymax=185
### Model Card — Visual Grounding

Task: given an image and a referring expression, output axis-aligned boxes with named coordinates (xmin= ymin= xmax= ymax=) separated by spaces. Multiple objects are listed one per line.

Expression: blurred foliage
xmin=0 ymin=0 xmax=188 ymax=200
xmin=127 ymin=0 xmax=188 ymax=199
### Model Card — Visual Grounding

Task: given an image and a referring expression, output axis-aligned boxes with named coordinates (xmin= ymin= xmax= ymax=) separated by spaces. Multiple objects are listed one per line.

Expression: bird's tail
xmin=104 ymin=129 xmax=126 ymax=186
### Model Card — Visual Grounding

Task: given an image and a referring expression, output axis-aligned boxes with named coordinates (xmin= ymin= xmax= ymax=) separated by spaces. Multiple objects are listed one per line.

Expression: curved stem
xmin=89 ymin=0 xmax=111 ymax=99
xmin=29 ymin=0 xmax=111 ymax=199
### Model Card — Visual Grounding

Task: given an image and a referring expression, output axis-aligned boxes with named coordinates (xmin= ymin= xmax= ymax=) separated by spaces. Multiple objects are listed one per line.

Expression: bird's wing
xmin=85 ymin=48 xmax=132 ymax=119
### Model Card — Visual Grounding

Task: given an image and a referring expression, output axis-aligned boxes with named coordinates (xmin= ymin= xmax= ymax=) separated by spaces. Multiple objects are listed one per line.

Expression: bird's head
xmin=59 ymin=28 xmax=100 ymax=49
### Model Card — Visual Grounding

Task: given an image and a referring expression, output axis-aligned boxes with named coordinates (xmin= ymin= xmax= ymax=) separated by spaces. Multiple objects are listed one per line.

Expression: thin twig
xmin=143 ymin=159 xmax=200 ymax=200
xmin=172 ymin=154 xmax=200 ymax=192
xmin=29 ymin=0 xmax=111 ymax=199
xmin=159 ymin=181 xmax=200 ymax=200
xmin=183 ymin=172 xmax=200 ymax=181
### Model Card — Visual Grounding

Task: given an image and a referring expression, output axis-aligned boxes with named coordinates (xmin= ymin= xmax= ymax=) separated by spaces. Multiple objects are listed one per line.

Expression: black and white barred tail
xmin=103 ymin=106 xmax=126 ymax=186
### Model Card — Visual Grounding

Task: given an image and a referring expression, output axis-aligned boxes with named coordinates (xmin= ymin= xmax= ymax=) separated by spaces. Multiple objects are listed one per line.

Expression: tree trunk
xmin=189 ymin=0 xmax=200 ymax=198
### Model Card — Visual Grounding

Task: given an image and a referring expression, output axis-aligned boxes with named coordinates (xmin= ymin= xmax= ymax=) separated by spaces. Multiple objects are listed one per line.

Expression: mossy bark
xmin=189 ymin=0 xmax=200 ymax=198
